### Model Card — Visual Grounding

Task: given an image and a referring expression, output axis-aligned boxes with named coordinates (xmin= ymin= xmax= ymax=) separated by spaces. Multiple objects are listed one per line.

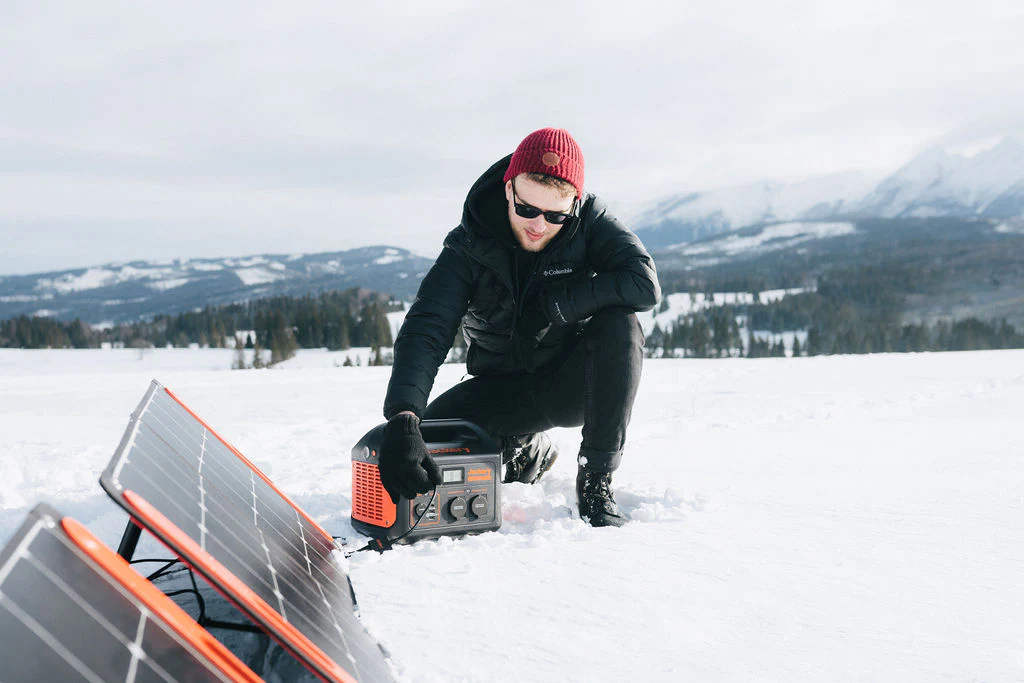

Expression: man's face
xmin=504 ymin=174 xmax=576 ymax=252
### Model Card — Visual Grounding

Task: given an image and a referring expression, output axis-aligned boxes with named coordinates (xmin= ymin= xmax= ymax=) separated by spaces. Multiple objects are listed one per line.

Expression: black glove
xmin=512 ymin=298 xmax=552 ymax=373
xmin=378 ymin=413 xmax=442 ymax=504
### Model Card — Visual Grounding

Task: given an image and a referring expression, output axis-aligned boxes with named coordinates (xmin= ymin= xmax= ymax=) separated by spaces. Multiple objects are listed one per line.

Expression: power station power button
xmin=470 ymin=495 xmax=489 ymax=516
xmin=448 ymin=497 xmax=467 ymax=519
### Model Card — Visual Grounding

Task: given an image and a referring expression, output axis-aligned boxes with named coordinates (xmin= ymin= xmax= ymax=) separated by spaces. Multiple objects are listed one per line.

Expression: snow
xmin=642 ymin=289 xmax=805 ymax=337
xmin=995 ymin=221 xmax=1024 ymax=235
xmin=33 ymin=265 xmax=181 ymax=294
xmin=859 ymin=137 xmax=1024 ymax=216
xmin=1 ymin=348 xmax=1022 ymax=681
xmin=387 ymin=308 xmax=408 ymax=340
xmin=225 ymin=256 xmax=268 ymax=268
xmin=146 ymin=276 xmax=192 ymax=291
xmin=631 ymin=172 xmax=878 ymax=233
xmin=189 ymin=261 xmax=226 ymax=272
xmin=233 ymin=266 xmax=288 ymax=286
xmin=36 ymin=267 xmax=120 ymax=293
xmin=945 ymin=136 xmax=1007 ymax=159
xmin=675 ymin=221 xmax=856 ymax=257
xmin=374 ymin=249 xmax=406 ymax=265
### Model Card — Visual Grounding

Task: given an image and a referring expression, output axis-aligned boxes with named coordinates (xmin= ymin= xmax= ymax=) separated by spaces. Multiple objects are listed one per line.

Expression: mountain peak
xmin=943 ymin=135 xmax=1024 ymax=160
xmin=856 ymin=134 xmax=1024 ymax=218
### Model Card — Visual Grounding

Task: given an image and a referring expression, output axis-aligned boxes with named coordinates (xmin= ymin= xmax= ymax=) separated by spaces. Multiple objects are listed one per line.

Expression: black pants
xmin=422 ymin=307 xmax=644 ymax=473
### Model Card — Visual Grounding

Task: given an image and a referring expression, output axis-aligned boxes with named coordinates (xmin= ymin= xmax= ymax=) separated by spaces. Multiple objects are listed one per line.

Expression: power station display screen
xmin=442 ymin=468 xmax=463 ymax=484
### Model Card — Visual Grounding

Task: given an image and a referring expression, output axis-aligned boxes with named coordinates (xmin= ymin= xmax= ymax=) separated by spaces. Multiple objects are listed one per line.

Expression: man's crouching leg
xmin=576 ymin=307 xmax=644 ymax=527
xmin=502 ymin=432 xmax=559 ymax=484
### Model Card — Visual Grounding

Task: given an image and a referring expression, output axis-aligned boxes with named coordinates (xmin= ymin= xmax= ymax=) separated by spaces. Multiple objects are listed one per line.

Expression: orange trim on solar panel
xmin=122 ymin=490 xmax=358 ymax=683
xmin=61 ymin=517 xmax=263 ymax=683
xmin=162 ymin=387 xmax=333 ymax=543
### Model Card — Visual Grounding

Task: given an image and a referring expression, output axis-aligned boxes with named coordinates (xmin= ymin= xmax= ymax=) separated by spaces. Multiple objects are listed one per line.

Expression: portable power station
xmin=351 ymin=419 xmax=502 ymax=543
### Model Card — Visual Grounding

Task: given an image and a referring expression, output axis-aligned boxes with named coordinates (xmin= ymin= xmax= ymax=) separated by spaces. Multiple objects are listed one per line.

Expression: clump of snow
xmin=995 ymin=221 xmax=1024 ymax=234
xmin=373 ymin=249 xmax=405 ymax=266
xmin=147 ymin=277 xmax=192 ymax=291
xmin=234 ymin=267 xmax=288 ymax=286
xmin=189 ymin=262 xmax=225 ymax=272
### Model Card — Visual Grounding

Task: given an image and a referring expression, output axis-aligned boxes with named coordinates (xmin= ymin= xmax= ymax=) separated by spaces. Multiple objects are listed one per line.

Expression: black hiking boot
xmin=576 ymin=469 xmax=627 ymax=527
xmin=501 ymin=432 xmax=559 ymax=484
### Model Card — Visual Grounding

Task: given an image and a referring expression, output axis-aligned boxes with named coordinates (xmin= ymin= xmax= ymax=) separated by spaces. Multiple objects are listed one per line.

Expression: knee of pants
xmin=583 ymin=307 xmax=644 ymax=348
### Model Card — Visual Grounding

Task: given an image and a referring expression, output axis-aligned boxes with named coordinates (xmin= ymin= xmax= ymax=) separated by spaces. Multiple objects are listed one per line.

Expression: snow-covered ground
xmin=1 ymin=347 xmax=1022 ymax=682
xmin=640 ymin=289 xmax=805 ymax=338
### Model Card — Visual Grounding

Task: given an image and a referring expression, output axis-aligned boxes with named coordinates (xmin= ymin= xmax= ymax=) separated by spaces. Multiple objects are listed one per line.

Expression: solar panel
xmin=0 ymin=503 xmax=261 ymax=683
xmin=100 ymin=380 xmax=394 ymax=683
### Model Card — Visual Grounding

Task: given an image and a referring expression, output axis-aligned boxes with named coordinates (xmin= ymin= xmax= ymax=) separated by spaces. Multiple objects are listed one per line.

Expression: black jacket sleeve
xmin=383 ymin=229 xmax=475 ymax=419
xmin=543 ymin=196 xmax=661 ymax=325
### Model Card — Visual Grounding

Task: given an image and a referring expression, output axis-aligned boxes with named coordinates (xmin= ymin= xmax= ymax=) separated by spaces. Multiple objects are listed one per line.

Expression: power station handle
xmin=418 ymin=419 xmax=494 ymax=448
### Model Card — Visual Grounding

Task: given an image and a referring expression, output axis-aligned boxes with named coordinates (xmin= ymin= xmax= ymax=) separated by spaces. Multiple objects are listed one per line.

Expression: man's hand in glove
xmin=512 ymin=297 xmax=552 ymax=373
xmin=378 ymin=413 xmax=442 ymax=504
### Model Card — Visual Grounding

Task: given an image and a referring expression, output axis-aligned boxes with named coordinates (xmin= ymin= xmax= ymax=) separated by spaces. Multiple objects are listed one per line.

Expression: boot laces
xmin=584 ymin=472 xmax=613 ymax=500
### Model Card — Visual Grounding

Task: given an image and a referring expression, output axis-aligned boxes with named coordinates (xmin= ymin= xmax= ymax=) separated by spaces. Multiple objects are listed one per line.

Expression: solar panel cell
xmin=3 ymin=553 xmax=136 ymax=678
xmin=0 ymin=608 xmax=87 ymax=682
xmin=101 ymin=381 xmax=395 ymax=683
xmin=0 ymin=504 xmax=262 ymax=683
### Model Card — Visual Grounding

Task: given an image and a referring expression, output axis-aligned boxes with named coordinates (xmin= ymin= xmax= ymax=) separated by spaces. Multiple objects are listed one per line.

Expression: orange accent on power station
xmin=121 ymin=490 xmax=357 ymax=683
xmin=352 ymin=461 xmax=397 ymax=527
xmin=467 ymin=468 xmax=492 ymax=482
xmin=61 ymin=517 xmax=262 ymax=683
xmin=163 ymin=387 xmax=333 ymax=543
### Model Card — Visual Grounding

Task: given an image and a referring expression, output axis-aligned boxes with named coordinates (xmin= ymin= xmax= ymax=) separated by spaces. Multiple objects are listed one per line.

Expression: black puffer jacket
xmin=383 ymin=154 xmax=660 ymax=419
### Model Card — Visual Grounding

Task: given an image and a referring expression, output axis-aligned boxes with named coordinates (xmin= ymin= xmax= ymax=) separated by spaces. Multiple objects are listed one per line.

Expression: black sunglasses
xmin=511 ymin=179 xmax=577 ymax=225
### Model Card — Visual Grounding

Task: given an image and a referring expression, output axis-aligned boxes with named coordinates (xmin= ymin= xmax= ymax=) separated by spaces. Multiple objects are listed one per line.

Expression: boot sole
xmin=532 ymin=451 xmax=558 ymax=483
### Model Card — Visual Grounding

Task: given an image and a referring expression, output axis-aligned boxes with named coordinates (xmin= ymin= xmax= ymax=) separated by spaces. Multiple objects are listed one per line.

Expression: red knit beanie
xmin=503 ymin=128 xmax=585 ymax=198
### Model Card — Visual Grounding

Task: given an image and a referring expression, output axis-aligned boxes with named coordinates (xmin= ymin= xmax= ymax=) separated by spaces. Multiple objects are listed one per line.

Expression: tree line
xmin=0 ymin=288 xmax=399 ymax=355
xmin=649 ymin=265 xmax=1024 ymax=357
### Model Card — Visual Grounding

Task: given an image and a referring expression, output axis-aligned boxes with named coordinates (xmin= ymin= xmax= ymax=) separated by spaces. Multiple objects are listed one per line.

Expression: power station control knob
xmin=448 ymin=497 xmax=468 ymax=519
xmin=414 ymin=502 xmax=428 ymax=516
xmin=470 ymin=495 xmax=489 ymax=516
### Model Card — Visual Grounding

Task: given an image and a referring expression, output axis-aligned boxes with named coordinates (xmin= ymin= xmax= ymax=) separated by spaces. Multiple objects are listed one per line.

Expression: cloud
xmin=1 ymin=1 xmax=1022 ymax=273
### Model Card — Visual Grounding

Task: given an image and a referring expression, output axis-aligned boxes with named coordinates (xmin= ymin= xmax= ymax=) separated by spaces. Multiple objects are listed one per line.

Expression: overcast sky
xmin=2 ymin=1 xmax=1023 ymax=275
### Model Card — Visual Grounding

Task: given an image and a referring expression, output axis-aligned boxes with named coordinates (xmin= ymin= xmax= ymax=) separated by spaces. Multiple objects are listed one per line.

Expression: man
xmin=378 ymin=128 xmax=660 ymax=527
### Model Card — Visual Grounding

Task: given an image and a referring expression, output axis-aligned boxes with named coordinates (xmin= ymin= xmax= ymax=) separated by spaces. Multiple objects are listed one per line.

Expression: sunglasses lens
xmin=515 ymin=203 xmax=542 ymax=219
xmin=546 ymin=213 xmax=569 ymax=225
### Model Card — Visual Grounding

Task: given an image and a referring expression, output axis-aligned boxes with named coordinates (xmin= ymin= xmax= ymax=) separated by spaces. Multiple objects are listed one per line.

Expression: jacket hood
xmin=462 ymin=154 xmax=518 ymax=249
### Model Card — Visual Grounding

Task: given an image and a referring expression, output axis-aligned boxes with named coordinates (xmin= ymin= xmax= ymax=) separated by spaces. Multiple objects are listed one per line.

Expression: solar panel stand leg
xmin=117 ymin=520 xmax=143 ymax=561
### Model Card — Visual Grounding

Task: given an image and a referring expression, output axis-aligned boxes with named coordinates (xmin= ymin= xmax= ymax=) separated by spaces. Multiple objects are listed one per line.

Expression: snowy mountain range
xmin=5 ymin=135 xmax=1023 ymax=326
xmin=0 ymin=247 xmax=432 ymax=324
xmin=632 ymin=136 xmax=1024 ymax=248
